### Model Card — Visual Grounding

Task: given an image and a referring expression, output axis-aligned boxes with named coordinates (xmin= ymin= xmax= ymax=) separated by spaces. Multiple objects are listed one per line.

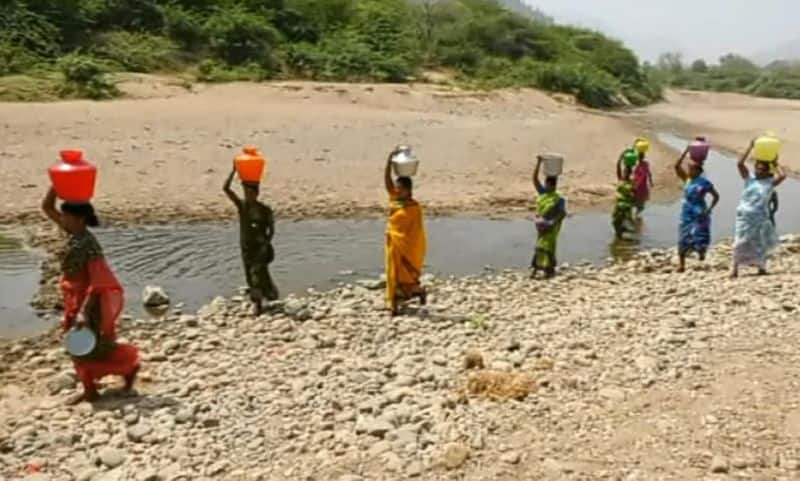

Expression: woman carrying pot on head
xmin=224 ymin=167 xmax=279 ymax=315
xmin=612 ymin=150 xmax=637 ymax=239
xmin=384 ymin=147 xmax=427 ymax=317
xmin=531 ymin=155 xmax=567 ymax=279
xmin=674 ymin=145 xmax=720 ymax=273
xmin=41 ymin=188 xmax=140 ymax=405
xmin=730 ymin=139 xmax=786 ymax=278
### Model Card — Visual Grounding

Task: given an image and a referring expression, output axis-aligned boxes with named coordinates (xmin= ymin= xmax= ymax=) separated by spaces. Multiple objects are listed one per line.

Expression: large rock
xmin=283 ymin=299 xmax=306 ymax=317
xmin=441 ymin=443 xmax=470 ymax=469
xmin=46 ymin=372 xmax=76 ymax=395
xmin=98 ymin=447 xmax=126 ymax=468
xmin=142 ymin=286 xmax=170 ymax=307
xmin=355 ymin=417 xmax=394 ymax=438
xmin=126 ymin=423 xmax=153 ymax=443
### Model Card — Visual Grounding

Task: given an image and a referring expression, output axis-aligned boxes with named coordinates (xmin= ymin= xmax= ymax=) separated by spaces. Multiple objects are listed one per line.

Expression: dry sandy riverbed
xmin=646 ymin=90 xmax=800 ymax=172
xmin=0 ymin=80 xmax=678 ymax=226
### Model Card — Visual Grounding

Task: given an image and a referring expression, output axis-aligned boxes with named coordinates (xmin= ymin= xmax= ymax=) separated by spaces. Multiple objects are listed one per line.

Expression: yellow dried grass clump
xmin=460 ymin=369 xmax=537 ymax=402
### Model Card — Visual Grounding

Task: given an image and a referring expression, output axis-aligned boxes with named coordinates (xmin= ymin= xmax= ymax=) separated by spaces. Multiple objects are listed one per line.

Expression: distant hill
xmin=498 ymin=0 xmax=553 ymax=23
xmin=753 ymin=38 xmax=800 ymax=65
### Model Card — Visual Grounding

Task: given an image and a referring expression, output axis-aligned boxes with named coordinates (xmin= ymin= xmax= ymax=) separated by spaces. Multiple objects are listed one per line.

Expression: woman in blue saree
xmin=731 ymin=139 xmax=786 ymax=277
xmin=674 ymin=144 xmax=720 ymax=272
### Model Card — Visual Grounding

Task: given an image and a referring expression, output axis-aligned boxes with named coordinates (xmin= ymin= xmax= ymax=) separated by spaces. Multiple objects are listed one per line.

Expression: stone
xmin=710 ymin=455 xmax=729 ymax=474
xmin=283 ymin=299 xmax=306 ymax=317
xmin=355 ymin=417 xmax=393 ymax=438
xmin=356 ymin=279 xmax=386 ymax=290
xmin=96 ymin=468 xmax=125 ymax=481
xmin=126 ymin=423 xmax=153 ymax=443
xmin=406 ymin=461 xmax=424 ymax=477
xmin=98 ymin=447 xmax=126 ymax=468
xmin=598 ymin=387 xmax=625 ymax=401
xmin=142 ymin=286 xmax=170 ymax=307
xmin=501 ymin=451 xmax=521 ymax=465
xmin=368 ymin=441 xmax=392 ymax=457
xmin=382 ymin=452 xmax=403 ymax=472
xmin=731 ymin=458 xmax=749 ymax=470
xmin=442 ymin=443 xmax=470 ymax=469
xmin=174 ymin=409 xmax=195 ymax=424
xmin=47 ymin=373 xmax=76 ymax=395
xmin=136 ymin=468 xmax=162 ymax=481
xmin=76 ymin=469 xmax=99 ymax=481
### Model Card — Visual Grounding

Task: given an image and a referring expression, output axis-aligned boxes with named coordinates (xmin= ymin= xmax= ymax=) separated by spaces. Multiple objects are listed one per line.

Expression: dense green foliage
xmin=0 ymin=0 xmax=660 ymax=107
xmin=651 ymin=52 xmax=800 ymax=100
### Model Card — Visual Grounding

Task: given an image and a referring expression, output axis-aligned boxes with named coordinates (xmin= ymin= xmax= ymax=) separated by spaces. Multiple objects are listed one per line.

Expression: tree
xmin=690 ymin=59 xmax=708 ymax=73
xmin=657 ymin=51 xmax=683 ymax=75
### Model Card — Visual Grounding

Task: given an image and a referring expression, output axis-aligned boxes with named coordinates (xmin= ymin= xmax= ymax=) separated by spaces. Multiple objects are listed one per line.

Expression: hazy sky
xmin=526 ymin=0 xmax=799 ymax=63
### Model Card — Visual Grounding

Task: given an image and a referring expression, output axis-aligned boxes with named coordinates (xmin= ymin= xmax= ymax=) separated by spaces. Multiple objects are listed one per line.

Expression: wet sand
xmin=0 ymin=81 xmax=677 ymax=226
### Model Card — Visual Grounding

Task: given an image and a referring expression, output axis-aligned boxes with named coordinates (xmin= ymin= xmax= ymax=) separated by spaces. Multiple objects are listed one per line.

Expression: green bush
xmin=162 ymin=3 xmax=207 ymax=51
xmin=0 ymin=41 xmax=40 ymax=75
xmin=0 ymin=0 xmax=669 ymax=107
xmin=195 ymin=59 xmax=270 ymax=82
xmin=58 ymin=54 xmax=119 ymax=99
xmin=92 ymin=31 xmax=179 ymax=72
xmin=0 ymin=2 xmax=61 ymax=57
xmin=204 ymin=6 xmax=281 ymax=66
xmin=536 ymin=63 xmax=620 ymax=108
xmin=80 ymin=0 xmax=164 ymax=32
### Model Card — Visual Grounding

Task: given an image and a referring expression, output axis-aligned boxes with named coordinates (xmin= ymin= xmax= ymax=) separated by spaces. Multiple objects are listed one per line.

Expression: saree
xmin=632 ymin=160 xmax=651 ymax=207
xmin=612 ymin=180 xmax=635 ymax=235
xmin=239 ymin=201 xmax=279 ymax=301
xmin=733 ymin=177 xmax=779 ymax=267
xmin=385 ymin=195 xmax=426 ymax=308
xmin=533 ymin=190 xmax=566 ymax=271
xmin=678 ymin=176 xmax=714 ymax=255
xmin=61 ymin=231 xmax=139 ymax=389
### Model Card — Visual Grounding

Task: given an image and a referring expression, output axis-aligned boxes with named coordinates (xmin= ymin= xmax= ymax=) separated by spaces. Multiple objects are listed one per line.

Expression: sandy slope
xmin=0 ymin=81 xmax=674 ymax=225
xmin=647 ymin=90 xmax=800 ymax=172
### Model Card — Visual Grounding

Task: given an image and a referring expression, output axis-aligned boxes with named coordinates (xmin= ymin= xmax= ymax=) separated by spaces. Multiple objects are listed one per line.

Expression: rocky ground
xmin=3 ymin=236 xmax=800 ymax=481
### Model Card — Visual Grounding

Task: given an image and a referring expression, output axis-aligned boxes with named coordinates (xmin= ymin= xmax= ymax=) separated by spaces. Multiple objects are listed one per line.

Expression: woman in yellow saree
xmin=384 ymin=149 xmax=427 ymax=316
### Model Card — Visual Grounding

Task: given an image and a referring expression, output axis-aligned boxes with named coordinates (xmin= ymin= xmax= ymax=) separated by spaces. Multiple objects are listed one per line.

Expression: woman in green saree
xmin=531 ymin=156 xmax=567 ymax=279
xmin=613 ymin=151 xmax=636 ymax=239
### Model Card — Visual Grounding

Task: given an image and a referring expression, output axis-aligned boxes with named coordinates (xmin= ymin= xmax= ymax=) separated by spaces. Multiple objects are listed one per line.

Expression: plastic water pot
xmin=540 ymin=153 xmax=564 ymax=177
xmin=623 ymin=149 xmax=639 ymax=168
xmin=754 ymin=133 xmax=780 ymax=162
xmin=48 ymin=150 xmax=97 ymax=202
xmin=689 ymin=137 xmax=710 ymax=162
xmin=235 ymin=146 xmax=267 ymax=183
xmin=635 ymin=137 xmax=650 ymax=154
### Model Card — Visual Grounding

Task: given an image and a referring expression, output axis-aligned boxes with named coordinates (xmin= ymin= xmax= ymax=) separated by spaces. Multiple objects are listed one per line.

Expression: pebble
xmin=6 ymin=237 xmax=800 ymax=481
xmin=98 ymin=447 xmax=126 ymax=468
xmin=501 ymin=451 xmax=521 ymax=465
xmin=711 ymin=455 xmax=730 ymax=474
xmin=442 ymin=443 xmax=470 ymax=469
xmin=127 ymin=423 xmax=153 ymax=443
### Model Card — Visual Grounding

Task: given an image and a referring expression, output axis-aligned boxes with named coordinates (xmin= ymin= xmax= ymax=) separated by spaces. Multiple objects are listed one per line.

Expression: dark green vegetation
xmin=0 ymin=0 xmax=661 ymax=107
xmin=651 ymin=52 xmax=800 ymax=100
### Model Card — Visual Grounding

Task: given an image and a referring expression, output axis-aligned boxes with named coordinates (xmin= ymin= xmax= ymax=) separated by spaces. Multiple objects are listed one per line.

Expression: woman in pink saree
xmin=42 ymin=188 xmax=140 ymax=404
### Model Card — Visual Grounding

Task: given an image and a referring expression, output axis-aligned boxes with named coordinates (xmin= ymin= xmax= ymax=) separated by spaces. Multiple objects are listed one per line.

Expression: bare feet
xmin=124 ymin=365 xmax=140 ymax=392
xmin=66 ymin=388 xmax=99 ymax=406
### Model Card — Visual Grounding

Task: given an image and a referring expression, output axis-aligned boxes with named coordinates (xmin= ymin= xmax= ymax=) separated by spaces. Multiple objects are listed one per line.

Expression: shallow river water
xmin=2 ymin=134 xmax=799 ymax=338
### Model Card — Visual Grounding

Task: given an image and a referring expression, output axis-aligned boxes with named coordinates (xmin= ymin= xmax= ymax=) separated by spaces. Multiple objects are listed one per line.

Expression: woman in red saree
xmin=42 ymin=188 xmax=140 ymax=404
